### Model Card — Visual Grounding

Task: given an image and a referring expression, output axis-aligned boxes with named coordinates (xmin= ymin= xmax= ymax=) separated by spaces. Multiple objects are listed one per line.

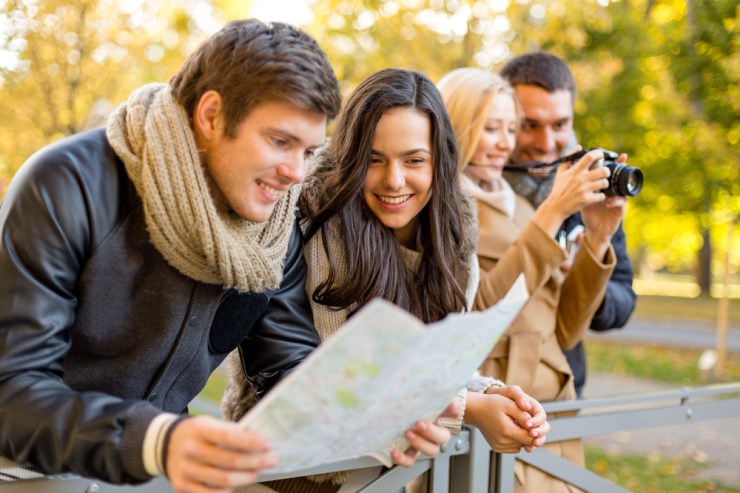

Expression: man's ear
xmin=193 ymin=90 xmax=224 ymax=142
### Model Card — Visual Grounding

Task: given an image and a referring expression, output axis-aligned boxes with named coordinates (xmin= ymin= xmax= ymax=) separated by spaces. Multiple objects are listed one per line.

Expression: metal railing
xmin=3 ymin=382 xmax=739 ymax=492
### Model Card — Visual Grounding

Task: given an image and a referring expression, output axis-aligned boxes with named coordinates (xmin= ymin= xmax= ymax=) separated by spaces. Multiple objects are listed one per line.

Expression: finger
xmin=530 ymin=420 xmax=551 ymax=437
xmin=617 ymin=152 xmax=628 ymax=163
xmin=605 ymin=196 xmax=627 ymax=208
xmin=417 ymin=420 xmax=452 ymax=446
xmin=391 ymin=447 xmax=419 ymax=467
xmin=171 ymin=462 xmax=259 ymax=493
xmin=571 ymin=149 xmax=604 ymax=171
xmin=187 ymin=462 xmax=260 ymax=489
xmin=405 ymin=425 xmax=447 ymax=457
xmin=211 ymin=426 xmax=272 ymax=454
xmin=525 ymin=403 xmax=547 ymax=428
xmin=439 ymin=400 xmax=464 ymax=420
xmin=199 ymin=447 xmax=277 ymax=472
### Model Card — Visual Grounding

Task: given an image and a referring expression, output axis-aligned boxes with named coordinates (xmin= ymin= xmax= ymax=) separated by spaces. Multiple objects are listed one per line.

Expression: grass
xmin=584 ymin=294 xmax=740 ymax=491
xmin=586 ymin=340 xmax=740 ymax=386
xmin=586 ymin=446 xmax=739 ymax=493
xmin=634 ymin=294 xmax=740 ymax=325
xmin=197 ymin=370 xmax=228 ymax=405
xmin=590 ymin=292 xmax=740 ymax=385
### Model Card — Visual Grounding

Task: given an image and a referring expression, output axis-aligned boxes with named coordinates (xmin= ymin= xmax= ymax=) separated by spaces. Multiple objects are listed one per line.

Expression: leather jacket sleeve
xmin=590 ymin=222 xmax=636 ymax=330
xmin=563 ymin=214 xmax=636 ymax=331
xmin=237 ymin=221 xmax=320 ymax=399
xmin=0 ymin=134 xmax=159 ymax=484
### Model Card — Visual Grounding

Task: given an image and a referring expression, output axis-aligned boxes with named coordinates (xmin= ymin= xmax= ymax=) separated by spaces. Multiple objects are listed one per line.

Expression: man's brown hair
xmin=170 ymin=19 xmax=341 ymax=137
xmin=500 ymin=51 xmax=577 ymax=104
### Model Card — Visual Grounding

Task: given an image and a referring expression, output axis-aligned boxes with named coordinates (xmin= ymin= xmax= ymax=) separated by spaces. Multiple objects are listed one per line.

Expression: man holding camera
xmin=501 ymin=52 xmax=637 ymax=398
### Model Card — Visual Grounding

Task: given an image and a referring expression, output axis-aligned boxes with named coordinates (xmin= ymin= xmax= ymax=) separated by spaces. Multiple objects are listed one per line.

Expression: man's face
xmin=199 ymin=99 xmax=327 ymax=223
xmin=510 ymin=84 xmax=573 ymax=164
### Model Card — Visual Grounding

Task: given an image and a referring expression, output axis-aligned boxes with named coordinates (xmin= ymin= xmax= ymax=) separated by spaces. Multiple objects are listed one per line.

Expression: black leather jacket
xmin=0 ymin=129 xmax=319 ymax=483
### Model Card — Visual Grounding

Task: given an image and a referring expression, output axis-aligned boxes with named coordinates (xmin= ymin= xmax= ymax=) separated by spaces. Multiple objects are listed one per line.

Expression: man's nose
xmin=277 ymin=151 xmax=308 ymax=184
xmin=539 ymin=127 xmax=556 ymax=153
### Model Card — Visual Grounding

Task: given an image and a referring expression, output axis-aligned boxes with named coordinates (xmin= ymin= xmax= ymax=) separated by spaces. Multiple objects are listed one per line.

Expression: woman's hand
xmin=390 ymin=400 xmax=461 ymax=466
xmin=465 ymin=385 xmax=549 ymax=454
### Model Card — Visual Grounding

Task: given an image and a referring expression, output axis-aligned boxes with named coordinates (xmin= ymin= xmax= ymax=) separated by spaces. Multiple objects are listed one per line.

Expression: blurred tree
xmin=2 ymin=0 xmax=737 ymax=289
xmin=0 ymin=0 xmax=222 ymax=183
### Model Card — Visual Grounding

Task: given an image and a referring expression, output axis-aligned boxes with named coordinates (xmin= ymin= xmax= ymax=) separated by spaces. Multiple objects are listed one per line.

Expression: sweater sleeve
xmin=590 ymin=223 xmax=637 ymax=330
xmin=0 ymin=136 xmax=161 ymax=484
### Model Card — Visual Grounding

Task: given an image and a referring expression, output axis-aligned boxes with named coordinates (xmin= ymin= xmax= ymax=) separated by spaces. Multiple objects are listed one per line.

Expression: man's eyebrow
xmin=264 ymin=127 xmax=324 ymax=148
xmin=264 ymin=127 xmax=301 ymax=143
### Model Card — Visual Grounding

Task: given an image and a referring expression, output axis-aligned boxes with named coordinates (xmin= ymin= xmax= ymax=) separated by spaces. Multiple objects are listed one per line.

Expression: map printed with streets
xmin=239 ymin=275 xmax=528 ymax=474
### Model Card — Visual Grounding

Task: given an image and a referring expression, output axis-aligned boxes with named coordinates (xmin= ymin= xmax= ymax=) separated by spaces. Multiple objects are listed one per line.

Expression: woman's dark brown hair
xmin=302 ymin=68 xmax=471 ymax=323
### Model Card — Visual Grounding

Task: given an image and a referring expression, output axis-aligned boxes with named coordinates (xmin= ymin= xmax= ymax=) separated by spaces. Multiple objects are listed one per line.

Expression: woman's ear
xmin=193 ymin=90 xmax=224 ymax=143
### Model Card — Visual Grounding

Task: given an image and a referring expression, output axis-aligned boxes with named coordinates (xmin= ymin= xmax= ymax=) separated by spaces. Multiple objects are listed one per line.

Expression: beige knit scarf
xmin=106 ymin=83 xmax=298 ymax=293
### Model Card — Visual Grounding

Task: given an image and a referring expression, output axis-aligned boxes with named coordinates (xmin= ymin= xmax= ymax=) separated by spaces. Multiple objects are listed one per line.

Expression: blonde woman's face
xmin=466 ymin=92 xmax=517 ymax=185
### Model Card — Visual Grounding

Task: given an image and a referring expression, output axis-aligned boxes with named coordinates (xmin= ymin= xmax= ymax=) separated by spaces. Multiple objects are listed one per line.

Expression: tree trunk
xmin=687 ymin=0 xmax=713 ymax=296
xmin=696 ymin=228 xmax=712 ymax=296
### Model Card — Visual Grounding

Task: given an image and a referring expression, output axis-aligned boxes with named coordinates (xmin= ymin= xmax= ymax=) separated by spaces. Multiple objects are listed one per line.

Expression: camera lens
xmin=605 ymin=163 xmax=643 ymax=197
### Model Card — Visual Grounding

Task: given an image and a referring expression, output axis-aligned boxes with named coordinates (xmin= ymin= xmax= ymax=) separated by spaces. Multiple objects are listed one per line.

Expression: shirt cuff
xmin=437 ymin=388 xmax=467 ymax=435
xmin=466 ymin=371 xmax=505 ymax=394
xmin=142 ymin=413 xmax=180 ymax=477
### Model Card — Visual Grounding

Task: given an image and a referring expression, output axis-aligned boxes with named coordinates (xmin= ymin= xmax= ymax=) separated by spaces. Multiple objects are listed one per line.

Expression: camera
xmin=502 ymin=147 xmax=643 ymax=197
xmin=591 ymin=149 xmax=643 ymax=197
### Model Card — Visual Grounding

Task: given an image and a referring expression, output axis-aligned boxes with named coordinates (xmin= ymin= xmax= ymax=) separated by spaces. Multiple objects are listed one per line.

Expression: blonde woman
xmin=439 ymin=68 xmax=624 ymax=492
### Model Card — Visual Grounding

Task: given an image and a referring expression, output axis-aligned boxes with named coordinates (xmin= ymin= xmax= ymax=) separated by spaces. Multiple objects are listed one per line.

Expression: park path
xmin=580 ymin=313 xmax=740 ymax=488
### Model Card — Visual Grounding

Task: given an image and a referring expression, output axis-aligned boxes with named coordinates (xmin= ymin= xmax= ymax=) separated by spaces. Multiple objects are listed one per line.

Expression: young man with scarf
xmin=501 ymin=52 xmax=637 ymax=398
xmin=0 ymin=19 xmax=454 ymax=492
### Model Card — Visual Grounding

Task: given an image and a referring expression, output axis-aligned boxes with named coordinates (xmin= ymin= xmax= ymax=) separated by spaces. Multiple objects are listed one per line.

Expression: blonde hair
xmin=437 ymin=68 xmax=519 ymax=173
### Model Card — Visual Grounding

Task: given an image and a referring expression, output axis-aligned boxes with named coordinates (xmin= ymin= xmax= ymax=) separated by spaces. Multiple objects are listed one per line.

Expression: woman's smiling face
xmin=362 ymin=107 xmax=434 ymax=249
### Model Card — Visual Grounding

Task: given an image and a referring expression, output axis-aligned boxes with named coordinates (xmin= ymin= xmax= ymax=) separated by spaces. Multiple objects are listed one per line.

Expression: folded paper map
xmin=239 ymin=274 xmax=528 ymax=474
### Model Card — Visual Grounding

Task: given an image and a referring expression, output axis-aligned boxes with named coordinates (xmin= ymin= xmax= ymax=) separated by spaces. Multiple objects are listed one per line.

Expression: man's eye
xmin=272 ymin=137 xmax=288 ymax=147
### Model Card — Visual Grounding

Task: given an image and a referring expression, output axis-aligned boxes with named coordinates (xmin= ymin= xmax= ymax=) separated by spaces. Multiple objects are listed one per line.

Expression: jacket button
xmin=189 ymin=316 xmax=198 ymax=326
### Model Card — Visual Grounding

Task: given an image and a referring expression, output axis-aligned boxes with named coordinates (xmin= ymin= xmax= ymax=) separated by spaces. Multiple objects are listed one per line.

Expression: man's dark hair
xmin=170 ymin=19 xmax=341 ymax=137
xmin=500 ymin=51 xmax=577 ymax=103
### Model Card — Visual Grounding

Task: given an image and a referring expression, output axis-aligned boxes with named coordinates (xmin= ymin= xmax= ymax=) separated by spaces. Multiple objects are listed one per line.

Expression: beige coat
xmin=474 ymin=194 xmax=615 ymax=493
